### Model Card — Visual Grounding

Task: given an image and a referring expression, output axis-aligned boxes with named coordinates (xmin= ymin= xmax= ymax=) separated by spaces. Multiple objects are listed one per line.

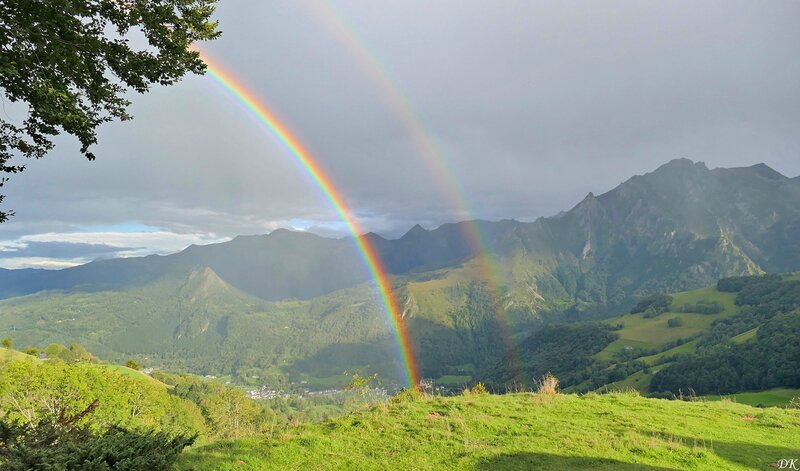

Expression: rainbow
xmin=197 ymin=52 xmax=420 ymax=388
xmin=301 ymin=1 xmax=525 ymax=383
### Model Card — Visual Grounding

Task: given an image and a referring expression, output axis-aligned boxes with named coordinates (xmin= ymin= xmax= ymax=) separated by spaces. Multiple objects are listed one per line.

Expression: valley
xmin=1 ymin=160 xmax=800 ymax=395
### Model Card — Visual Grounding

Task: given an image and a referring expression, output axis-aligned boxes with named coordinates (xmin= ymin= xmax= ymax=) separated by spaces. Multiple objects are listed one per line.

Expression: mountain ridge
xmin=0 ymin=159 xmax=798 ymax=314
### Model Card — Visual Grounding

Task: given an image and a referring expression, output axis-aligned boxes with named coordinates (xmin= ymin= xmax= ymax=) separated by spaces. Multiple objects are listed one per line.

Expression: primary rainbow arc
xmin=199 ymin=53 xmax=419 ymax=388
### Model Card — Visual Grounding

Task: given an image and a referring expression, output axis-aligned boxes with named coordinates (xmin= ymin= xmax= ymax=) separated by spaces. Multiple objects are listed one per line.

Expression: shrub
xmin=535 ymin=373 xmax=559 ymax=396
xmin=679 ymin=300 xmax=725 ymax=314
xmin=667 ymin=317 xmax=684 ymax=328
xmin=0 ymin=412 xmax=195 ymax=471
xmin=631 ymin=294 xmax=673 ymax=315
xmin=390 ymin=388 xmax=425 ymax=404
xmin=464 ymin=382 xmax=488 ymax=396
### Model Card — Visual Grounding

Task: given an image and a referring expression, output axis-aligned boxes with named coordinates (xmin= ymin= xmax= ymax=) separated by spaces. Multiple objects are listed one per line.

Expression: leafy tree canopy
xmin=0 ymin=0 xmax=220 ymax=221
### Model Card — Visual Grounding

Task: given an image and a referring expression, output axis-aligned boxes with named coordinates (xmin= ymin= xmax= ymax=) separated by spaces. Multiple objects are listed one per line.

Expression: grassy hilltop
xmin=176 ymin=392 xmax=800 ymax=470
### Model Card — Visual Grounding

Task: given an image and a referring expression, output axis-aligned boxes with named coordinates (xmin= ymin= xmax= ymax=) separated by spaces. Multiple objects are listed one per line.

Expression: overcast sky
xmin=1 ymin=0 xmax=799 ymax=268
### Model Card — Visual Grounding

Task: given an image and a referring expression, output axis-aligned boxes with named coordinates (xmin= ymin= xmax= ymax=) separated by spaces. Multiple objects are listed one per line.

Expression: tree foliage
xmin=489 ymin=323 xmax=618 ymax=390
xmin=0 ymin=0 xmax=220 ymax=220
xmin=0 ymin=359 xmax=204 ymax=435
xmin=630 ymin=294 xmax=673 ymax=317
xmin=0 ymin=415 xmax=194 ymax=471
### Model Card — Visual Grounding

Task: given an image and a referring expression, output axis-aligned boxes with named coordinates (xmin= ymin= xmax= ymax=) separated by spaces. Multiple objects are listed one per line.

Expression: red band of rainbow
xmin=198 ymin=52 xmax=420 ymax=388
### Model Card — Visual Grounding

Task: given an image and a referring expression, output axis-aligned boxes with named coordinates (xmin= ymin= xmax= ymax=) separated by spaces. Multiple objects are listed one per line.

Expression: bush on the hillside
xmin=463 ymin=382 xmax=489 ymax=396
xmin=167 ymin=374 xmax=278 ymax=440
xmin=22 ymin=347 xmax=39 ymax=356
xmin=536 ymin=373 xmax=559 ymax=396
xmin=126 ymin=358 xmax=141 ymax=371
xmin=39 ymin=343 xmax=93 ymax=363
xmin=667 ymin=317 xmax=684 ymax=328
xmin=631 ymin=294 xmax=673 ymax=317
xmin=390 ymin=388 xmax=425 ymax=403
xmin=0 ymin=415 xmax=194 ymax=471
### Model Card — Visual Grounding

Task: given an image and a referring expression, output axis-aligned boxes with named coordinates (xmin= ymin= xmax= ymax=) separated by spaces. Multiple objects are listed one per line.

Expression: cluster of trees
xmin=488 ymin=323 xmax=618 ymax=390
xmin=677 ymin=300 xmax=724 ymax=314
xmin=716 ymin=274 xmax=782 ymax=292
xmin=667 ymin=317 xmax=684 ymax=328
xmin=153 ymin=372 xmax=277 ymax=440
xmin=630 ymin=294 xmax=673 ymax=318
xmin=21 ymin=342 xmax=94 ymax=363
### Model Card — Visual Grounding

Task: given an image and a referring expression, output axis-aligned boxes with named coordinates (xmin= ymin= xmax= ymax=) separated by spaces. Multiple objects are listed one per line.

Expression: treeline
xmin=651 ymin=275 xmax=800 ymax=395
xmin=488 ymin=323 xmax=618 ymax=390
xmin=630 ymin=294 xmax=673 ymax=317
xmin=676 ymin=300 xmax=724 ymax=314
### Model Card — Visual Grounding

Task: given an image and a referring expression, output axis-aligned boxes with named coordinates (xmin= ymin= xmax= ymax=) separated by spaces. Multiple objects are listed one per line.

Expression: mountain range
xmin=1 ymin=158 xmax=798 ymax=385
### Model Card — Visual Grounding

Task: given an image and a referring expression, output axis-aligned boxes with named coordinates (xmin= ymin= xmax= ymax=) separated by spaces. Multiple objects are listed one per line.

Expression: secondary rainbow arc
xmin=198 ymin=52 xmax=419 ymax=388
xmin=302 ymin=1 xmax=525 ymax=383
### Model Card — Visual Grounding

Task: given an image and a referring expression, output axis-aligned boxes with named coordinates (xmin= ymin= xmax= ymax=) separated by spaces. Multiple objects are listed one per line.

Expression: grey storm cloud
xmin=1 ymin=0 xmax=799 ymax=253
xmin=0 ymin=241 xmax=134 ymax=260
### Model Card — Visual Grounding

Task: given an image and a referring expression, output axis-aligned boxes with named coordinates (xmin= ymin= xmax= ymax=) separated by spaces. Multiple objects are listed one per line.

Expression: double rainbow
xmin=199 ymin=54 xmax=419 ymax=388
xmin=300 ymin=1 xmax=524 ymax=382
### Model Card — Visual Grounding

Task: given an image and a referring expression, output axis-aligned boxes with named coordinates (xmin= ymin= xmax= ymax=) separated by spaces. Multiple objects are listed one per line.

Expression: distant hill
xmin=0 ymin=266 xmax=403 ymax=385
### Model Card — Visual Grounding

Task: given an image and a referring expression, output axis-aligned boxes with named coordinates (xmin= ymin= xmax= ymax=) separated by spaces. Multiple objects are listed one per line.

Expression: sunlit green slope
xmin=176 ymin=392 xmax=800 ymax=471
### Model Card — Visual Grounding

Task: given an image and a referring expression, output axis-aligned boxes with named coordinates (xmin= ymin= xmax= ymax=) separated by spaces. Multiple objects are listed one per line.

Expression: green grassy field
xmin=596 ymin=286 xmax=737 ymax=361
xmin=1 ymin=348 xmax=168 ymax=388
xmin=703 ymin=388 xmax=800 ymax=407
xmin=176 ymin=392 xmax=800 ymax=470
xmin=94 ymin=363 xmax=168 ymax=388
xmin=731 ymin=327 xmax=758 ymax=344
xmin=0 ymin=348 xmax=41 ymax=364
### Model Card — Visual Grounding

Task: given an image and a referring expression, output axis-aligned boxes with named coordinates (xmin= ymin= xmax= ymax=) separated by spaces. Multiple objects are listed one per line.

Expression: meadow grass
xmin=0 ymin=348 xmax=40 ymax=365
xmin=596 ymin=286 xmax=737 ymax=361
xmin=703 ymin=388 xmax=800 ymax=407
xmin=94 ymin=363 xmax=168 ymax=388
xmin=175 ymin=392 xmax=800 ymax=470
xmin=730 ymin=327 xmax=758 ymax=344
